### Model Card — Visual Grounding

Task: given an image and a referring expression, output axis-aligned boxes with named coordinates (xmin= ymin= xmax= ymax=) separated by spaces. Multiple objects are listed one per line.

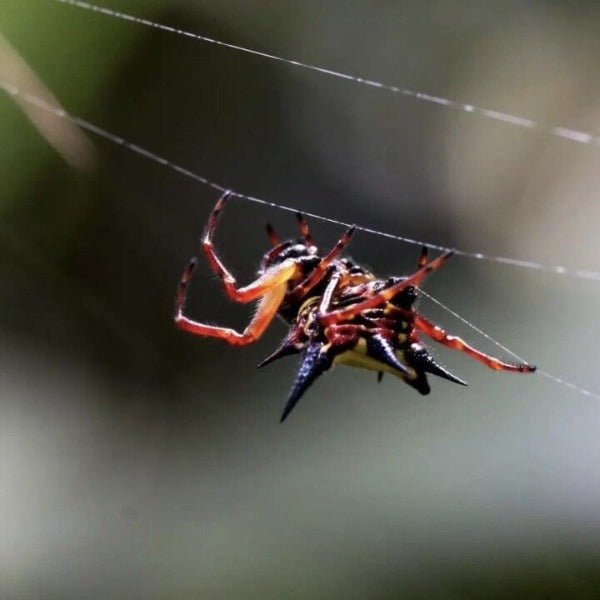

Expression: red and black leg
xmin=319 ymin=251 xmax=454 ymax=326
xmin=200 ymin=191 xmax=300 ymax=303
xmin=174 ymin=192 xmax=300 ymax=345
xmin=174 ymin=254 xmax=296 ymax=346
xmin=414 ymin=314 xmax=536 ymax=373
xmin=290 ymin=225 xmax=356 ymax=301
xmin=295 ymin=212 xmax=316 ymax=248
xmin=265 ymin=223 xmax=280 ymax=247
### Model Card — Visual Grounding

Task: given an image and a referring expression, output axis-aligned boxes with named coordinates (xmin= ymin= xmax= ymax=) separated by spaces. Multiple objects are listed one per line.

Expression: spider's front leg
xmin=174 ymin=258 xmax=294 ymax=346
xmin=174 ymin=192 xmax=300 ymax=345
xmin=201 ymin=191 xmax=298 ymax=303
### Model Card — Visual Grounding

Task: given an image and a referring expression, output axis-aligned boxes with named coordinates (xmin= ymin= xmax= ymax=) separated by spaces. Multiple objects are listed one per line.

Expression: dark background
xmin=1 ymin=1 xmax=600 ymax=598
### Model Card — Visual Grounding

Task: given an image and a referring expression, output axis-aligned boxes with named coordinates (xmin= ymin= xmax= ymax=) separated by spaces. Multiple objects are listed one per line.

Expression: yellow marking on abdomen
xmin=333 ymin=338 xmax=416 ymax=380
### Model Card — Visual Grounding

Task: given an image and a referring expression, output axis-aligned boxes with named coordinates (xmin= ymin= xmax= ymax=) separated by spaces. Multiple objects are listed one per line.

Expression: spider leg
xmin=201 ymin=192 xmax=299 ymax=302
xmin=417 ymin=246 xmax=428 ymax=268
xmin=265 ymin=223 xmax=280 ymax=247
xmin=174 ymin=258 xmax=289 ymax=346
xmin=318 ymin=271 xmax=341 ymax=314
xmin=290 ymin=225 xmax=356 ymax=301
xmin=320 ymin=251 xmax=454 ymax=326
xmin=295 ymin=212 xmax=315 ymax=247
xmin=414 ymin=314 xmax=536 ymax=373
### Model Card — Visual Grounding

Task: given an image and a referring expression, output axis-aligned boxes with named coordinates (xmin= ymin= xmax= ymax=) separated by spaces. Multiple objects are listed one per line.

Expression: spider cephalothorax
xmin=175 ymin=192 xmax=536 ymax=422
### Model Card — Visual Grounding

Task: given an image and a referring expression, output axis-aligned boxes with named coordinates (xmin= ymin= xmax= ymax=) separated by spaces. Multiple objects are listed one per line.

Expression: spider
xmin=175 ymin=191 xmax=536 ymax=422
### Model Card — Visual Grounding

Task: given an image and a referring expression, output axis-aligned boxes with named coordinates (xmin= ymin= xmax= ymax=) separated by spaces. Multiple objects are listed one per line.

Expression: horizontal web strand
xmin=2 ymin=80 xmax=598 ymax=402
xmin=2 ymin=80 xmax=600 ymax=283
xmin=51 ymin=0 xmax=600 ymax=150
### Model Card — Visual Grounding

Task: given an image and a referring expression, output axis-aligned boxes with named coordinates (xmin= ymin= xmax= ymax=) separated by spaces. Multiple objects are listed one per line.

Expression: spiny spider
xmin=175 ymin=192 xmax=536 ymax=422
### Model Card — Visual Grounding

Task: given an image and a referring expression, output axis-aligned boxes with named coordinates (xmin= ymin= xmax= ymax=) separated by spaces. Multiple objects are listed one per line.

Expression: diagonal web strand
xmin=1 ymin=80 xmax=598 ymax=402
xmin=50 ymin=0 xmax=600 ymax=150
xmin=419 ymin=289 xmax=600 ymax=401
xmin=2 ymin=80 xmax=600 ymax=283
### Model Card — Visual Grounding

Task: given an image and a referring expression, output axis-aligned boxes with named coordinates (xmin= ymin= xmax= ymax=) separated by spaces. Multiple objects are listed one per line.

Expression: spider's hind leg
xmin=415 ymin=314 xmax=536 ymax=373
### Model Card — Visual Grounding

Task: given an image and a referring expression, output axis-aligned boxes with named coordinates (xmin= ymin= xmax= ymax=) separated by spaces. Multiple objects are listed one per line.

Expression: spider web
xmin=36 ymin=0 xmax=600 ymax=282
xmin=2 ymin=0 xmax=599 ymax=402
xmin=53 ymin=0 xmax=600 ymax=150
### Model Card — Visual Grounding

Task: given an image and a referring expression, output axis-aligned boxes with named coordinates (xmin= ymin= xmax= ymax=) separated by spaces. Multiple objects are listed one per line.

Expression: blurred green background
xmin=1 ymin=1 xmax=600 ymax=598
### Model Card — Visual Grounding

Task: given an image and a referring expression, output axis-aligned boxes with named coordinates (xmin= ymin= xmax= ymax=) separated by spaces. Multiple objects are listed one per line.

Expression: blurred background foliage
xmin=1 ymin=1 xmax=600 ymax=598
